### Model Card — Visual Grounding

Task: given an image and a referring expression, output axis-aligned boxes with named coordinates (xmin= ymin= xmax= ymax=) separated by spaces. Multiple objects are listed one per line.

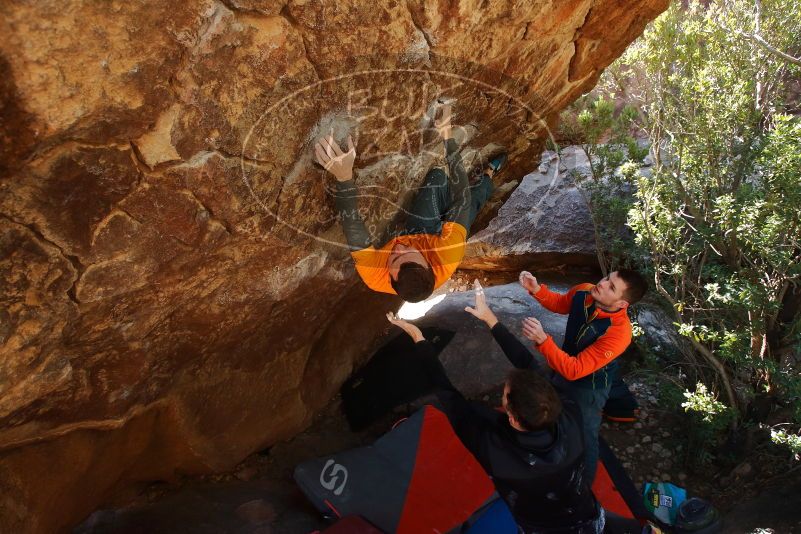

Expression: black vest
xmin=561 ymin=290 xmax=619 ymax=389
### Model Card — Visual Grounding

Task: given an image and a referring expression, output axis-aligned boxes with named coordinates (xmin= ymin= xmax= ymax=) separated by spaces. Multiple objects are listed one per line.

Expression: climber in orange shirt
xmin=314 ymin=103 xmax=505 ymax=302
xmin=518 ymin=269 xmax=648 ymax=483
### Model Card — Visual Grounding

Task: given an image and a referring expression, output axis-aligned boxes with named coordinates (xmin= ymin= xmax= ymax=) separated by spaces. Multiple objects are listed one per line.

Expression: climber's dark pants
xmin=553 ymin=375 xmax=611 ymax=486
xmin=400 ymin=168 xmax=494 ymax=236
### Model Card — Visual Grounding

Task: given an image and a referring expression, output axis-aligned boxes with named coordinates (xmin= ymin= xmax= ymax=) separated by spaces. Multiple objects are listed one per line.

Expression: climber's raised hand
xmin=434 ymin=101 xmax=453 ymax=140
xmin=386 ymin=312 xmax=425 ymax=343
xmin=464 ymin=279 xmax=498 ymax=328
xmin=315 ymin=132 xmax=356 ymax=182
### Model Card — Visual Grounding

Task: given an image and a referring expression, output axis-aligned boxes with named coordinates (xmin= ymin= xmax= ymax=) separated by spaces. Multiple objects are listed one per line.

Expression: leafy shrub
xmin=571 ymin=0 xmax=801 ymax=455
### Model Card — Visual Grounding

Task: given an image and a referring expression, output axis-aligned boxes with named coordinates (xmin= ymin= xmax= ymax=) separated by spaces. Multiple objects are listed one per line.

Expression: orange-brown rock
xmin=0 ymin=0 xmax=668 ymax=531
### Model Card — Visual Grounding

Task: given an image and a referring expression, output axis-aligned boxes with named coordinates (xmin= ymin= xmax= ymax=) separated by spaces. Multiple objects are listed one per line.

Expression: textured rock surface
xmin=634 ymin=299 xmax=692 ymax=360
xmin=0 ymin=0 xmax=668 ymax=531
xmin=463 ymin=147 xmax=599 ymax=271
xmin=417 ymin=279 xmax=577 ymax=396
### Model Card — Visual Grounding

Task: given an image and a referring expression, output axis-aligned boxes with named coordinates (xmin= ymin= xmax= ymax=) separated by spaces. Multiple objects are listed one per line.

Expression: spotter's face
xmin=591 ymin=271 xmax=629 ymax=310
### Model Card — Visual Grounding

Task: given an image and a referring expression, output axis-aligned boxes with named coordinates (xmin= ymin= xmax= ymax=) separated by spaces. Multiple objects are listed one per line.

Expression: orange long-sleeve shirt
xmin=528 ymin=283 xmax=632 ymax=381
xmin=350 ymin=222 xmax=467 ymax=294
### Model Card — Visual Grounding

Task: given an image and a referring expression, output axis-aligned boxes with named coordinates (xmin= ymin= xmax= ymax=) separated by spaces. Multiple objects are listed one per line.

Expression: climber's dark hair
xmin=390 ymin=262 xmax=435 ymax=303
xmin=505 ymin=369 xmax=562 ymax=431
xmin=616 ymin=268 xmax=648 ymax=305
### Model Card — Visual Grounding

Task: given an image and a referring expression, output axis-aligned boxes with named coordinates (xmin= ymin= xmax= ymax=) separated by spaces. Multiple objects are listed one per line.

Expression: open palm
xmin=315 ymin=134 xmax=356 ymax=182
xmin=464 ymin=279 xmax=498 ymax=327
xmin=386 ymin=312 xmax=425 ymax=343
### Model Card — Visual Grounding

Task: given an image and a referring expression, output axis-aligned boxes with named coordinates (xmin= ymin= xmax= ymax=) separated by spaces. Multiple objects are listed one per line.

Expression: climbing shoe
xmin=603 ymin=376 xmax=640 ymax=422
xmin=470 ymin=152 xmax=507 ymax=185
xmin=487 ymin=152 xmax=507 ymax=175
xmin=602 ymin=394 xmax=640 ymax=422
xmin=602 ymin=407 xmax=640 ymax=423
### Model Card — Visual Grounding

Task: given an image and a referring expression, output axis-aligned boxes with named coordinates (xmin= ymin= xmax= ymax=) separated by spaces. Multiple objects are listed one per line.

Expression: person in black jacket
xmin=386 ymin=281 xmax=604 ymax=534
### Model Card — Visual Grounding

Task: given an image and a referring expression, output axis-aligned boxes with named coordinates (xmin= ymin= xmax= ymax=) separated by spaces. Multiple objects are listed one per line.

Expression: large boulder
xmin=463 ymin=147 xmax=599 ymax=271
xmin=0 ymin=1 xmax=669 ymax=531
xmin=633 ymin=298 xmax=692 ymax=361
xmin=416 ymin=278 xmax=578 ymax=396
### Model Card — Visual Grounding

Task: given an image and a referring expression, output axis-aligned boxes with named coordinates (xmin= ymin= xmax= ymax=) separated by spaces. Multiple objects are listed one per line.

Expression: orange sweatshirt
xmin=528 ymin=283 xmax=632 ymax=381
xmin=350 ymin=222 xmax=467 ymax=294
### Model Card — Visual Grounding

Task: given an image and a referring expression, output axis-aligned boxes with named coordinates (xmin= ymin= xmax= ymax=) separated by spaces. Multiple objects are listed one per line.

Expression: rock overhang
xmin=0 ymin=0 xmax=669 ymax=530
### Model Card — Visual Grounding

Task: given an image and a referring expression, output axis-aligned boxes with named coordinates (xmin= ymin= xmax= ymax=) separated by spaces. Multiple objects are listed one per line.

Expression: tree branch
xmin=653 ymin=278 xmax=741 ymax=427
xmin=736 ymin=30 xmax=801 ymax=67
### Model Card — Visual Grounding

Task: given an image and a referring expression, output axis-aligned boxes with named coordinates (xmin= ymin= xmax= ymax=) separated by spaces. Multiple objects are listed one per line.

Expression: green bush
xmin=573 ymin=0 xmax=801 ymax=454
xmin=557 ymin=96 xmax=648 ymax=274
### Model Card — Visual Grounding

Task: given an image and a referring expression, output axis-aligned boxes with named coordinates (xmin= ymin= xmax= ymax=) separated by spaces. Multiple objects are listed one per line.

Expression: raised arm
xmin=464 ymin=280 xmax=539 ymax=370
xmin=490 ymin=322 xmax=539 ymax=370
xmin=523 ymin=316 xmax=632 ymax=381
xmin=332 ymin=181 xmax=372 ymax=250
xmin=519 ymin=272 xmax=593 ymax=315
xmin=315 ymin=134 xmax=373 ymax=251
xmin=386 ymin=313 xmax=492 ymax=460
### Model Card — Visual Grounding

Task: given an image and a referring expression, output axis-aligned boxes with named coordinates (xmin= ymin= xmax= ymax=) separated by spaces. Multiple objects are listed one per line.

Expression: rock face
xmin=463 ymin=147 xmax=599 ymax=271
xmin=634 ymin=299 xmax=692 ymax=360
xmin=0 ymin=1 xmax=668 ymax=531
xmin=418 ymin=278 xmax=578 ymax=396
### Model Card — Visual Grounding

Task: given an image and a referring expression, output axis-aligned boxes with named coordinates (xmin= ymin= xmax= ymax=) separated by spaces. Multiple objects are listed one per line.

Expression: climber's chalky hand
xmin=315 ymin=131 xmax=356 ymax=182
xmin=434 ymin=101 xmax=453 ymax=140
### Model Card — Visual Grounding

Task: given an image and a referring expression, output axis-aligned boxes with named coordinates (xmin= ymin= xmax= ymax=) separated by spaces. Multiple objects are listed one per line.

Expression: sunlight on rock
xmin=397 ymin=294 xmax=447 ymax=320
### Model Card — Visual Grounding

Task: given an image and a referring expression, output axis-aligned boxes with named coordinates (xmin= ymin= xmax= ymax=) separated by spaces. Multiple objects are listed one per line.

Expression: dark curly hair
xmin=390 ymin=262 xmax=435 ymax=303
xmin=505 ymin=369 xmax=562 ymax=431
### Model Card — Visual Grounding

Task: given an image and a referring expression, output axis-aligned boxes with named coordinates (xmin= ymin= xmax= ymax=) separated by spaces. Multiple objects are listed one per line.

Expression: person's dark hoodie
xmin=411 ymin=323 xmax=599 ymax=531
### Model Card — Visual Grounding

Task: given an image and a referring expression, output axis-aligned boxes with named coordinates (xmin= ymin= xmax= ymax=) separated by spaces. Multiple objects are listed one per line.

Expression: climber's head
xmin=388 ymin=243 xmax=434 ymax=303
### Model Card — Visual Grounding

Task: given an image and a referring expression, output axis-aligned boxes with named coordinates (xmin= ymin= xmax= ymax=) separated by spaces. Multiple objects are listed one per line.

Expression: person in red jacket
xmin=519 ymin=269 xmax=647 ymax=483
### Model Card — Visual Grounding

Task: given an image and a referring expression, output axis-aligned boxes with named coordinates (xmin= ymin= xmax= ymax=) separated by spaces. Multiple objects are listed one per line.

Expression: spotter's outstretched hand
xmin=386 ymin=311 xmax=425 ymax=343
xmin=464 ymin=279 xmax=498 ymax=328
xmin=522 ymin=317 xmax=547 ymax=345
xmin=519 ymin=271 xmax=541 ymax=295
xmin=314 ymin=132 xmax=356 ymax=182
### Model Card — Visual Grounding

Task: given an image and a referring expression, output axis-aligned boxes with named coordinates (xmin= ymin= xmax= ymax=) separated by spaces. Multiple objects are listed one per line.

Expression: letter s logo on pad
xmin=320 ymin=459 xmax=348 ymax=496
